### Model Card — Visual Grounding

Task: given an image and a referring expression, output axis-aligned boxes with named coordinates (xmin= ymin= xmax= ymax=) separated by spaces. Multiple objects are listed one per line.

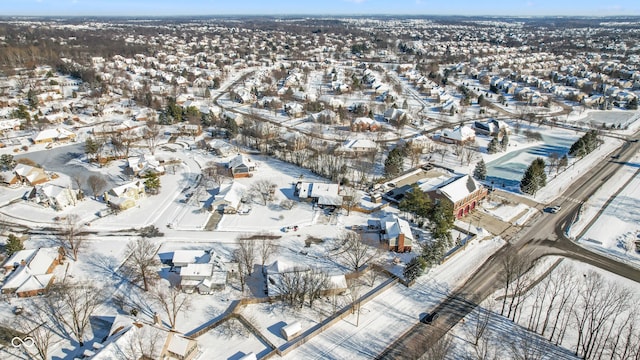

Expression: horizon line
xmin=2 ymin=14 xmax=640 ymax=19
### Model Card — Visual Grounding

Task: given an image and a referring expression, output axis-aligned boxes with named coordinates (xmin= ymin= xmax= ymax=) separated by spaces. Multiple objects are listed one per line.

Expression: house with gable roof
xmin=294 ymin=182 xmax=342 ymax=208
xmin=378 ymin=214 xmax=413 ymax=252
xmin=427 ymin=174 xmax=488 ymax=219
xmin=27 ymin=183 xmax=79 ymax=211
xmin=171 ymin=249 xmax=227 ymax=294
xmin=13 ymin=163 xmax=49 ymax=186
xmin=104 ymin=180 xmax=146 ymax=210
xmin=32 ymin=127 xmax=76 ymax=144
xmin=89 ymin=314 xmax=199 ymax=360
xmin=1 ymin=247 xmax=64 ymax=297
xmin=436 ymin=125 xmax=476 ymax=145
xmin=228 ymin=154 xmax=255 ymax=178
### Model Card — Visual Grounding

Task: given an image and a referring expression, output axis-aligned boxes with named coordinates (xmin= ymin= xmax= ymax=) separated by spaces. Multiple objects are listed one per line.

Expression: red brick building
xmin=427 ymin=175 xmax=488 ymax=219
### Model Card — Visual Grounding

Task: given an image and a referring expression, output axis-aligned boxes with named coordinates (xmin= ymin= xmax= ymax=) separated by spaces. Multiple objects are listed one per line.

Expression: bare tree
xmin=143 ymin=120 xmax=162 ymax=155
xmin=235 ymin=237 xmax=257 ymax=276
xmin=467 ymin=304 xmax=493 ymax=346
xmin=11 ymin=307 xmax=54 ymax=360
xmin=47 ymin=282 xmax=105 ymax=346
xmin=71 ymin=175 xmax=84 ymax=200
xmin=421 ymin=334 xmax=454 ymax=360
xmin=118 ymin=323 xmax=164 ymax=360
xmin=58 ymin=214 xmax=86 ymax=261
xmin=249 ymin=179 xmax=277 ymax=206
xmin=122 ymin=237 xmax=161 ymax=291
xmin=341 ymin=187 xmax=362 ymax=216
xmin=333 ymin=231 xmax=380 ymax=272
xmin=152 ymin=285 xmax=191 ymax=330
xmin=498 ymin=252 xmax=526 ymax=317
xmin=257 ymin=236 xmax=278 ymax=268
xmin=506 ymin=327 xmax=545 ymax=360
xmin=304 ymin=268 xmax=330 ymax=309
xmin=574 ymin=271 xmax=632 ymax=360
xmin=87 ymin=174 xmax=107 ymax=200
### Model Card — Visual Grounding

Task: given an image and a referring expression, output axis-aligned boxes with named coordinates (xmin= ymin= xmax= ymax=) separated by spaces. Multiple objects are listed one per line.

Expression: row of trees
xmin=495 ymin=255 xmax=639 ymax=360
xmin=399 ymin=185 xmax=456 ymax=281
xmin=569 ymin=129 xmax=601 ymax=158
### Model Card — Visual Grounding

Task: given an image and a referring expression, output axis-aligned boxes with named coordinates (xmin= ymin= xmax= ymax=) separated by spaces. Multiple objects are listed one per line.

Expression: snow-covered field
xmin=575 ymin=157 xmax=640 ymax=266
xmin=448 ymin=257 xmax=640 ymax=360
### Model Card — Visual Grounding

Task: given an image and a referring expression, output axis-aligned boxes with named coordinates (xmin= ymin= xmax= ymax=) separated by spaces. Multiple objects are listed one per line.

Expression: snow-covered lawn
xmin=281 ymin=236 xmax=505 ymax=360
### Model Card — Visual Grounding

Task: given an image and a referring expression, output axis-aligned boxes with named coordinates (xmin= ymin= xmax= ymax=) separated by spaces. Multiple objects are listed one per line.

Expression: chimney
xmin=153 ymin=312 xmax=161 ymax=325
xmin=397 ymin=234 xmax=405 ymax=253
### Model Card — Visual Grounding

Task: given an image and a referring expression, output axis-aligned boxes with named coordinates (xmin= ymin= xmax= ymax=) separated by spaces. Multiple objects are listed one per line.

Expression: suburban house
xmin=426 ymin=174 xmax=488 ymax=219
xmin=32 ymin=127 xmax=76 ymax=144
xmin=214 ymin=181 xmax=248 ymax=214
xmin=207 ymin=139 xmax=235 ymax=157
xmin=12 ymin=163 xmax=49 ymax=186
xmin=264 ymin=260 xmax=309 ymax=297
xmin=228 ymin=154 xmax=255 ymax=178
xmin=176 ymin=123 xmax=202 ymax=137
xmin=264 ymin=260 xmax=347 ymax=298
xmin=383 ymin=108 xmax=411 ymax=124
xmin=473 ymin=119 xmax=510 ymax=136
xmin=294 ymin=182 xmax=342 ymax=208
xmin=171 ymin=250 xmax=228 ymax=294
xmin=436 ymin=125 xmax=476 ymax=145
xmin=340 ymin=139 xmax=378 ymax=153
xmin=378 ymin=214 xmax=413 ymax=252
xmin=27 ymin=183 xmax=79 ymax=211
xmin=126 ymin=154 xmax=165 ymax=177
xmin=1 ymin=247 xmax=64 ymax=297
xmin=89 ymin=314 xmax=199 ymax=360
xmin=104 ymin=180 xmax=146 ymax=210
xmin=350 ymin=117 xmax=379 ymax=132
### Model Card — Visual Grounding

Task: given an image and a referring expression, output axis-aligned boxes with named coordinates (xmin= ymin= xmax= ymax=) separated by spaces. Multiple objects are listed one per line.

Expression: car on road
xmin=546 ymin=205 xmax=562 ymax=213
xmin=420 ymin=312 xmax=440 ymax=324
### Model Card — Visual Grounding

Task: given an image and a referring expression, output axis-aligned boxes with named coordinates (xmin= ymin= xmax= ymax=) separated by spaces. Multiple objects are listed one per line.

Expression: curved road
xmin=378 ymin=132 xmax=640 ymax=359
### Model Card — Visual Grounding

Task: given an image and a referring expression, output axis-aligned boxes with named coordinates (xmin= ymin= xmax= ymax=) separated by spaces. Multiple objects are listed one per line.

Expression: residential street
xmin=377 ymin=132 xmax=640 ymax=359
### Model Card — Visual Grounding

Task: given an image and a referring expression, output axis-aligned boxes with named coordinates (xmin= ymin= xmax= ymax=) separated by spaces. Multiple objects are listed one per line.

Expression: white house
xmin=27 ymin=183 xmax=79 ymax=211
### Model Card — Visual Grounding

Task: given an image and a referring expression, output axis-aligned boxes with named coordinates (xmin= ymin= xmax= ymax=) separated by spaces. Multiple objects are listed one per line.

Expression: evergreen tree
xmin=225 ymin=118 xmax=238 ymax=138
xmin=398 ymin=184 xmax=431 ymax=219
xmin=569 ymin=130 xmax=599 ymax=157
xmin=143 ymin=172 xmax=161 ymax=195
xmin=500 ymin=133 xmax=509 ymax=150
xmin=403 ymin=256 xmax=427 ymax=282
xmin=487 ymin=137 xmax=500 ymax=154
xmin=27 ymin=89 xmax=39 ymax=109
xmin=6 ymin=234 xmax=23 ymax=256
xmin=384 ymin=147 xmax=404 ymax=177
xmin=520 ymin=158 xmax=547 ymax=195
xmin=428 ymin=201 xmax=455 ymax=245
xmin=473 ymin=159 xmax=487 ymax=180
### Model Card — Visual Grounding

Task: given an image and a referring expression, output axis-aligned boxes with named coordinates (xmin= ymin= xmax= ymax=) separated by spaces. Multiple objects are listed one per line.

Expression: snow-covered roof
xmin=172 ymin=250 xmax=210 ymax=266
xmin=218 ymin=181 xmax=247 ymax=209
xmin=229 ymin=154 xmax=251 ymax=169
xmin=343 ymin=139 xmax=377 ymax=150
xmin=436 ymin=175 xmax=482 ymax=203
xmin=33 ymin=127 xmax=75 ymax=142
xmin=167 ymin=334 xmax=192 ymax=357
xmin=180 ymin=263 xmax=213 ymax=278
xmin=379 ymin=215 xmax=414 ymax=243
xmin=441 ymin=125 xmax=475 ymax=142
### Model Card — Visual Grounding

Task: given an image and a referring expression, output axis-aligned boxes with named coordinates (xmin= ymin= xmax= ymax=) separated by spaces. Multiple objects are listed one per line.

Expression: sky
xmin=2 ymin=0 xmax=640 ymax=17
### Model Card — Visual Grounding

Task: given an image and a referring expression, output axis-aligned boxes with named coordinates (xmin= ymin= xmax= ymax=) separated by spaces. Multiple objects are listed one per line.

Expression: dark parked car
xmin=421 ymin=312 xmax=440 ymax=324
